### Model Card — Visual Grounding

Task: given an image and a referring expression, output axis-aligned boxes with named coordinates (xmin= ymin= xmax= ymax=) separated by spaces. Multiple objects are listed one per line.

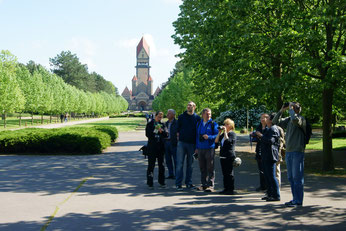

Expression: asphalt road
xmin=0 ymin=131 xmax=345 ymax=230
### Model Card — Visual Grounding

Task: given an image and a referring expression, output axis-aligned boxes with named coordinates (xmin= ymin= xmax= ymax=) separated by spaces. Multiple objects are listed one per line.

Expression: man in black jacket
xmin=164 ymin=109 xmax=178 ymax=179
xmin=145 ymin=111 xmax=167 ymax=189
xmin=175 ymin=101 xmax=201 ymax=190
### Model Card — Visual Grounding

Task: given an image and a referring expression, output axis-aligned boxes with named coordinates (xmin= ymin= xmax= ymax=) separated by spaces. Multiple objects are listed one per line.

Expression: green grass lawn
xmin=0 ymin=117 xmax=60 ymax=131
xmin=75 ymin=117 xmax=146 ymax=132
xmin=306 ymin=137 xmax=346 ymax=150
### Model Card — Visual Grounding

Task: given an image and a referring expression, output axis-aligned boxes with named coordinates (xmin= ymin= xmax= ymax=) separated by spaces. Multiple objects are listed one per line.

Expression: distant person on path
xmin=273 ymin=102 xmax=306 ymax=207
xmin=215 ymin=118 xmax=237 ymax=195
xmin=145 ymin=111 xmax=167 ymax=189
xmin=65 ymin=113 xmax=68 ymax=123
xmin=195 ymin=108 xmax=218 ymax=192
xmin=251 ymin=113 xmax=269 ymax=192
xmin=256 ymin=113 xmax=281 ymax=202
xmin=164 ymin=109 xmax=178 ymax=179
xmin=60 ymin=114 xmax=64 ymax=123
xmin=175 ymin=101 xmax=201 ymax=190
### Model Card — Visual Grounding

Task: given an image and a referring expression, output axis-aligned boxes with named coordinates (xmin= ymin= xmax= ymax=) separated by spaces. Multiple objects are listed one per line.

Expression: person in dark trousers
xmin=164 ymin=109 xmax=178 ymax=179
xmin=195 ymin=108 xmax=218 ymax=192
xmin=252 ymin=113 xmax=269 ymax=192
xmin=175 ymin=101 xmax=201 ymax=190
xmin=273 ymin=102 xmax=306 ymax=207
xmin=256 ymin=113 xmax=281 ymax=202
xmin=145 ymin=111 xmax=167 ymax=189
xmin=215 ymin=118 xmax=237 ymax=195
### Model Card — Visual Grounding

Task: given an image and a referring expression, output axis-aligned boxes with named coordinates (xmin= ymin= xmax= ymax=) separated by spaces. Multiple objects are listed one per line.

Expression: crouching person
xmin=145 ymin=111 xmax=167 ymax=189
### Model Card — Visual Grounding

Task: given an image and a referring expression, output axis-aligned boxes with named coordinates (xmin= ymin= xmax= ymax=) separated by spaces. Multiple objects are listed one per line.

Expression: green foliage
xmin=0 ymin=51 xmax=25 ymax=116
xmin=0 ymin=126 xmax=118 ymax=154
xmin=49 ymin=51 xmax=118 ymax=95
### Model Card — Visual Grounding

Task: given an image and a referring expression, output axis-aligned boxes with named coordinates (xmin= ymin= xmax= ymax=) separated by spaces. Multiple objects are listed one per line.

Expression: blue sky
xmin=0 ymin=0 xmax=182 ymax=93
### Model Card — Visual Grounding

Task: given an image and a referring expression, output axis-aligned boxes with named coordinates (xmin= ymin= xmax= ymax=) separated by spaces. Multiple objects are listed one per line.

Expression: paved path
xmin=0 ymin=131 xmax=345 ymax=230
xmin=32 ymin=117 xmax=110 ymax=129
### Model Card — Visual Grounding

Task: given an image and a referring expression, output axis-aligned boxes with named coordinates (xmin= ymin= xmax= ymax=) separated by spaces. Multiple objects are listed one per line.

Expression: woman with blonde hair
xmin=215 ymin=118 xmax=237 ymax=195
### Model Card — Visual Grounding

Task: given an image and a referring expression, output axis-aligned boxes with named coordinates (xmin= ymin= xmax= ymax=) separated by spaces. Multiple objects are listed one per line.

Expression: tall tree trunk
xmin=41 ymin=115 xmax=44 ymax=124
xmin=272 ymin=56 xmax=284 ymax=111
xmin=19 ymin=113 xmax=22 ymax=127
xmin=31 ymin=113 xmax=34 ymax=125
xmin=322 ymin=86 xmax=334 ymax=171
xmin=3 ymin=113 xmax=6 ymax=128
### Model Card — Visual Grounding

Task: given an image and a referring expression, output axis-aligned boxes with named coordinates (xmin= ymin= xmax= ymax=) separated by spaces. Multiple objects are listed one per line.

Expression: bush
xmin=0 ymin=125 xmax=118 ymax=154
xmin=215 ymin=105 xmax=267 ymax=128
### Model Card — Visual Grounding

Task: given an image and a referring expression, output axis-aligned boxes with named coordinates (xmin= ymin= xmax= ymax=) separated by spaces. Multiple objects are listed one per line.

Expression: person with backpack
xmin=256 ymin=113 xmax=281 ymax=202
xmin=272 ymin=102 xmax=307 ymax=207
xmin=195 ymin=108 xmax=219 ymax=192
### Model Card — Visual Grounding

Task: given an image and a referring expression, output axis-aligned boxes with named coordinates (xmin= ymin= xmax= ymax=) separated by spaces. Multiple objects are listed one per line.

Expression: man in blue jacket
xmin=175 ymin=101 xmax=201 ymax=190
xmin=196 ymin=108 xmax=219 ymax=192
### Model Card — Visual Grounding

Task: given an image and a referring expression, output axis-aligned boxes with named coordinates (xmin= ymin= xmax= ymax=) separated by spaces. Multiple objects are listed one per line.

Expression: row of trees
xmin=0 ymin=50 xmax=128 ymax=127
xmin=154 ymin=0 xmax=345 ymax=170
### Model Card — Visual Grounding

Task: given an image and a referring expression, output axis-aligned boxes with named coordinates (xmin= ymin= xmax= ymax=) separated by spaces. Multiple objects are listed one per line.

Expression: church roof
xmin=147 ymin=75 xmax=153 ymax=81
xmin=121 ymin=86 xmax=131 ymax=96
xmin=137 ymin=37 xmax=150 ymax=56
xmin=154 ymin=87 xmax=161 ymax=96
xmin=132 ymin=75 xmax=138 ymax=81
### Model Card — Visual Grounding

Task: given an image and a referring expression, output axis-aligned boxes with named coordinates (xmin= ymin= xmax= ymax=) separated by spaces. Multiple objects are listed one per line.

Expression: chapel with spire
xmin=121 ymin=37 xmax=160 ymax=111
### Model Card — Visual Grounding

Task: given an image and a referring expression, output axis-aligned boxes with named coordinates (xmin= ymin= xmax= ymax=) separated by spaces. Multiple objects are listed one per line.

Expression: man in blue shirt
xmin=196 ymin=108 xmax=218 ymax=192
xmin=175 ymin=101 xmax=201 ymax=190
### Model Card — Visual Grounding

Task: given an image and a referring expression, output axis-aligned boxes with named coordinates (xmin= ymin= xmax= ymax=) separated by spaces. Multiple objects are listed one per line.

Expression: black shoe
xmin=219 ymin=190 xmax=235 ymax=195
xmin=285 ymin=201 xmax=302 ymax=207
xmin=159 ymin=184 xmax=166 ymax=188
xmin=261 ymin=196 xmax=269 ymax=200
xmin=148 ymin=185 xmax=154 ymax=190
xmin=266 ymin=197 xmax=280 ymax=202
xmin=176 ymin=185 xmax=183 ymax=191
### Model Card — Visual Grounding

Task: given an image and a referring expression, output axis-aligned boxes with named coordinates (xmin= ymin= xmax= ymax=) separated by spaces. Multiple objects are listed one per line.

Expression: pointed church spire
xmin=137 ymin=37 xmax=150 ymax=56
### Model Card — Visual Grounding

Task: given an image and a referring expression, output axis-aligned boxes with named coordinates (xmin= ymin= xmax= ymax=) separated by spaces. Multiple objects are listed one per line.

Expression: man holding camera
xmin=273 ymin=102 xmax=306 ymax=207
xmin=196 ymin=108 xmax=219 ymax=192
xmin=175 ymin=101 xmax=201 ymax=190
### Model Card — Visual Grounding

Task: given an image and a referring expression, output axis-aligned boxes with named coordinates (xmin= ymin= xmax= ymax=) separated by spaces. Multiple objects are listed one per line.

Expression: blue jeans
xmin=164 ymin=141 xmax=177 ymax=177
xmin=286 ymin=151 xmax=304 ymax=204
xmin=175 ymin=141 xmax=195 ymax=187
xmin=263 ymin=160 xmax=280 ymax=199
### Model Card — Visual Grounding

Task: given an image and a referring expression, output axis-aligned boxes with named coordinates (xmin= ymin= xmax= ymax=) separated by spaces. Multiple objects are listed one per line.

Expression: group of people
xmin=145 ymin=101 xmax=306 ymax=208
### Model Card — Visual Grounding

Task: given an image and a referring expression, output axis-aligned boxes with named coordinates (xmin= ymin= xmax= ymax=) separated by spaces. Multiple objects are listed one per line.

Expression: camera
xmin=199 ymin=134 xmax=205 ymax=142
xmin=283 ymin=102 xmax=290 ymax=108
xmin=193 ymin=152 xmax=198 ymax=160
xmin=218 ymin=126 xmax=225 ymax=130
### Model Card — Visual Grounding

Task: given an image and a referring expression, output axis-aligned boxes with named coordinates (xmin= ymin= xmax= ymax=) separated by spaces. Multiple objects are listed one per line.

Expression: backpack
xmin=300 ymin=118 xmax=312 ymax=146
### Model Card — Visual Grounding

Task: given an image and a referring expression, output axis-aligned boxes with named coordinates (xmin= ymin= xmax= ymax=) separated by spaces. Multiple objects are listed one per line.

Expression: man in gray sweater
xmin=272 ymin=102 xmax=306 ymax=207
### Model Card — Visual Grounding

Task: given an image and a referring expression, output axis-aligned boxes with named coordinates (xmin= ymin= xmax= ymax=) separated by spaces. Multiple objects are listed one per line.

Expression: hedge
xmin=0 ymin=125 xmax=118 ymax=154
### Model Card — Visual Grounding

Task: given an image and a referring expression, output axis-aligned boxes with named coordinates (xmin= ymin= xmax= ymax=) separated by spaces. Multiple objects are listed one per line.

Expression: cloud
xmin=114 ymin=38 xmax=138 ymax=48
xmin=65 ymin=37 xmax=97 ymax=70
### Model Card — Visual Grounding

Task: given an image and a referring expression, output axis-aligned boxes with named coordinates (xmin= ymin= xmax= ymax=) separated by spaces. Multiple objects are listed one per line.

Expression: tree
xmin=291 ymin=0 xmax=346 ymax=170
xmin=172 ymin=0 xmax=345 ymax=170
xmin=0 ymin=50 xmax=25 ymax=127
xmin=50 ymin=51 xmax=96 ymax=92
